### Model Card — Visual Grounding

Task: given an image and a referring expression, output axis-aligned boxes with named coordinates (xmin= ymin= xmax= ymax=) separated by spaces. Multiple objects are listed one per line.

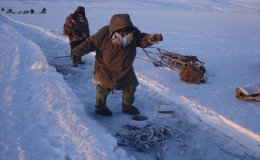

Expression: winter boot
xmin=72 ymin=62 xmax=78 ymax=67
xmin=77 ymin=58 xmax=85 ymax=64
xmin=122 ymin=105 xmax=140 ymax=115
xmin=95 ymin=106 xmax=112 ymax=116
xmin=77 ymin=61 xmax=85 ymax=64
xmin=95 ymin=84 xmax=112 ymax=116
xmin=122 ymin=88 xmax=140 ymax=115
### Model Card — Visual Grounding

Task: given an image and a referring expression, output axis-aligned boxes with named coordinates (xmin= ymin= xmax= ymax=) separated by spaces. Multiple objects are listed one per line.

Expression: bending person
xmin=72 ymin=14 xmax=163 ymax=116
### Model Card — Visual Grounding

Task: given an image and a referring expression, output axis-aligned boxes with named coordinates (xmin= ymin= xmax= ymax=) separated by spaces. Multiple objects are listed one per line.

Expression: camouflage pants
xmin=122 ymin=88 xmax=136 ymax=106
xmin=95 ymin=84 xmax=136 ymax=108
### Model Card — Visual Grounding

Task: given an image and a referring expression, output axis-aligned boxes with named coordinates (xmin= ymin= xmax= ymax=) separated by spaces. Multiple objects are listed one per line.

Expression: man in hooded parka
xmin=40 ymin=8 xmax=46 ymax=14
xmin=63 ymin=6 xmax=90 ymax=67
xmin=71 ymin=14 xmax=163 ymax=116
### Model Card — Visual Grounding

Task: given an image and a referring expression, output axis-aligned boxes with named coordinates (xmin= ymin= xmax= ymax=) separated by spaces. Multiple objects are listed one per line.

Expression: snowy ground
xmin=0 ymin=0 xmax=260 ymax=160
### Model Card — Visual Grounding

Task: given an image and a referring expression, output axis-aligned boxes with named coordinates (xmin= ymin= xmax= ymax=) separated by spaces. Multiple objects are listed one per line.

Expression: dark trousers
xmin=70 ymin=40 xmax=85 ymax=62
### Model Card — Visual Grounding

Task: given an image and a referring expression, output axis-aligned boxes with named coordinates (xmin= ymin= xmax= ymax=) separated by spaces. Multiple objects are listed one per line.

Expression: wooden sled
xmin=142 ymin=47 xmax=206 ymax=84
xmin=235 ymin=85 xmax=260 ymax=102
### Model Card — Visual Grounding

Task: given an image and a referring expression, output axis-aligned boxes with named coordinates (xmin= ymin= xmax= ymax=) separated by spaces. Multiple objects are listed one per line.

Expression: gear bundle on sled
xmin=142 ymin=47 xmax=206 ymax=84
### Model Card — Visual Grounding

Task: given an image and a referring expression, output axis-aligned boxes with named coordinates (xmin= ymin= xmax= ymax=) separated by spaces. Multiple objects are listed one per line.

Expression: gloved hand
xmin=71 ymin=52 xmax=79 ymax=62
xmin=149 ymin=34 xmax=163 ymax=44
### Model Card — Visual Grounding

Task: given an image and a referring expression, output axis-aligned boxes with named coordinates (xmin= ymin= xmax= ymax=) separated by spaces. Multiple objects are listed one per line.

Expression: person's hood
xmin=74 ymin=6 xmax=85 ymax=17
xmin=109 ymin=14 xmax=134 ymax=34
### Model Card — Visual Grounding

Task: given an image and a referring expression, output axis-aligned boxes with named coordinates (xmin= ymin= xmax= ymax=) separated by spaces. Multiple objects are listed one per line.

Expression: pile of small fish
xmin=55 ymin=65 xmax=71 ymax=75
xmin=115 ymin=122 xmax=187 ymax=152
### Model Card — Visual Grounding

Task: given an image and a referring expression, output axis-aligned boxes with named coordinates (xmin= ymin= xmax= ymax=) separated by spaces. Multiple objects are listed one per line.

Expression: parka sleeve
xmin=71 ymin=33 xmax=98 ymax=57
xmin=72 ymin=26 xmax=108 ymax=57
xmin=135 ymin=29 xmax=155 ymax=48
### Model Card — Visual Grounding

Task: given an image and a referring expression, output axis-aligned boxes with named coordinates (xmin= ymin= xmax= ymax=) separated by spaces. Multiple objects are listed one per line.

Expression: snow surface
xmin=0 ymin=0 xmax=260 ymax=160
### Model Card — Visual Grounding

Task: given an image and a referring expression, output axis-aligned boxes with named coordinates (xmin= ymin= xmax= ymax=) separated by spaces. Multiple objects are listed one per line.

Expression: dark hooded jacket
xmin=63 ymin=6 xmax=90 ymax=43
xmin=72 ymin=14 xmax=155 ymax=90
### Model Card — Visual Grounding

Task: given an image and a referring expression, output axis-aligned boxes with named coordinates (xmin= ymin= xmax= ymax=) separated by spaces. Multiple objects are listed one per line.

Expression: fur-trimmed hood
xmin=109 ymin=14 xmax=134 ymax=34
xmin=73 ymin=6 xmax=85 ymax=18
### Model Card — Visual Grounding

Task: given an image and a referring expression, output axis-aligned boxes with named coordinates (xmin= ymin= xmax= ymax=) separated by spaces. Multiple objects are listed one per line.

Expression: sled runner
xmin=142 ymin=47 xmax=206 ymax=84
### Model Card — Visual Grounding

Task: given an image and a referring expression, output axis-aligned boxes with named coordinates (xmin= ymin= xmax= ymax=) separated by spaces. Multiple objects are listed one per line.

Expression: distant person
xmin=63 ymin=6 xmax=90 ymax=67
xmin=71 ymin=14 xmax=163 ymax=116
xmin=1 ymin=8 xmax=5 ymax=12
xmin=7 ymin=9 xmax=15 ymax=14
xmin=23 ymin=10 xmax=29 ymax=14
xmin=40 ymin=7 xmax=46 ymax=14
xmin=30 ymin=9 xmax=35 ymax=14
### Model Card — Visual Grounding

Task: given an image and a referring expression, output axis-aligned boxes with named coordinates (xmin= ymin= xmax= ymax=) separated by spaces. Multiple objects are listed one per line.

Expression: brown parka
xmin=63 ymin=6 xmax=90 ymax=43
xmin=72 ymin=14 xmax=156 ymax=90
